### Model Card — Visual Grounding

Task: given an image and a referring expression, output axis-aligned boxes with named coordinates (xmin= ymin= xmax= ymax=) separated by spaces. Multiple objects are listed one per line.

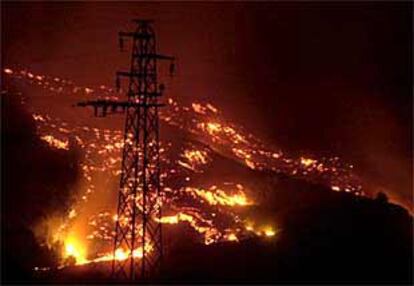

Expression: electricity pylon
xmin=77 ymin=19 xmax=175 ymax=280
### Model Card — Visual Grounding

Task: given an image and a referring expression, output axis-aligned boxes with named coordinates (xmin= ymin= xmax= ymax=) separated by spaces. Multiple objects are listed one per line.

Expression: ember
xmin=2 ymin=66 xmax=366 ymax=269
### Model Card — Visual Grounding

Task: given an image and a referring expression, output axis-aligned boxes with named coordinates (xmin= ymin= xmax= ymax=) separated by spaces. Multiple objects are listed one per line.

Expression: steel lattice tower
xmin=77 ymin=19 xmax=175 ymax=280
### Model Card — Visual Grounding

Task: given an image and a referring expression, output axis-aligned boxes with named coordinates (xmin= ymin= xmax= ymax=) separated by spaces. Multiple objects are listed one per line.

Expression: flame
xmin=331 ymin=185 xmax=341 ymax=192
xmin=40 ymin=135 xmax=69 ymax=150
xmin=206 ymin=122 xmax=222 ymax=134
xmin=4 ymin=68 xmax=13 ymax=74
xmin=264 ymin=227 xmax=276 ymax=237
xmin=157 ymin=212 xmax=194 ymax=224
xmin=183 ymin=149 xmax=209 ymax=165
xmin=114 ymin=248 xmax=128 ymax=260
xmin=244 ymin=221 xmax=278 ymax=238
xmin=300 ymin=157 xmax=316 ymax=167
xmin=185 ymin=186 xmax=253 ymax=207
xmin=3 ymin=67 xmax=367 ymax=270
xmin=224 ymin=233 xmax=239 ymax=242
xmin=64 ymin=236 xmax=88 ymax=265
xmin=177 ymin=147 xmax=211 ymax=172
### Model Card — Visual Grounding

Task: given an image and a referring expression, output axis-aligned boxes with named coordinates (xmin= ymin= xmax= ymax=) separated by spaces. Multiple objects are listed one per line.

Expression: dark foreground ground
xmin=5 ymin=181 xmax=413 ymax=285
xmin=162 ymin=189 xmax=413 ymax=284
xmin=2 ymin=92 xmax=413 ymax=284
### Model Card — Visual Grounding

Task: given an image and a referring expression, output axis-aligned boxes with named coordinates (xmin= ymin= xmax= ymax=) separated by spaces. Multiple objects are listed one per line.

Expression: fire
xmin=206 ymin=122 xmax=222 ymax=134
xmin=245 ymin=223 xmax=254 ymax=231
xmin=244 ymin=221 xmax=278 ymax=238
xmin=224 ymin=233 xmax=239 ymax=242
xmin=191 ymin=103 xmax=219 ymax=115
xmin=157 ymin=213 xmax=194 ymax=224
xmin=132 ymin=247 xmax=146 ymax=259
xmin=95 ymin=245 xmax=153 ymax=263
xmin=186 ymin=186 xmax=253 ymax=207
xmin=4 ymin=68 xmax=13 ymax=74
xmin=264 ymin=227 xmax=276 ymax=237
xmin=61 ymin=236 xmax=152 ymax=267
xmin=206 ymin=103 xmax=218 ymax=113
xmin=184 ymin=149 xmax=209 ymax=165
xmin=114 ymin=248 xmax=128 ymax=260
xmin=178 ymin=147 xmax=211 ymax=172
xmin=157 ymin=211 xmax=218 ymax=244
xmin=3 ymin=67 xmax=366 ymax=270
xmin=40 ymin=135 xmax=69 ymax=150
xmin=192 ymin=103 xmax=206 ymax=114
xmin=300 ymin=157 xmax=316 ymax=167
xmin=331 ymin=185 xmax=341 ymax=192
xmin=32 ymin=114 xmax=46 ymax=122
xmin=64 ymin=236 xmax=88 ymax=265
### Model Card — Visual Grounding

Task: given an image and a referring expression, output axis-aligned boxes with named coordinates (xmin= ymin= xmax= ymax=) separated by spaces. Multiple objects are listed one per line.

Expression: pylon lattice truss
xmin=77 ymin=19 xmax=175 ymax=280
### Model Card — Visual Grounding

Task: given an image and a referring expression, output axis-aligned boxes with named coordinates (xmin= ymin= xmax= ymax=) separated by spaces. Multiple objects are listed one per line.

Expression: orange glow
xmin=186 ymin=186 xmax=252 ymax=207
xmin=264 ymin=227 xmax=276 ymax=237
xmin=3 ymin=67 xmax=366 ymax=271
xmin=64 ymin=236 xmax=88 ymax=265
xmin=244 ymin=221 xmax=278 ymax=238
xmin=114 ymin=248 xmax=128 ymax=261
xmin=331 ymin=186 xmax=341 ymax=192
xmin=206 ymin=122 xmax=222 ymax=134
xmin=4 ymin=68 xmax=13 ymax=74
xmin=157 ymin=213 xmax=194 ymax=224
xmin=32 ymin=114 xmax=46 ymax=122
xmin=225 ymin=233 xmax=239 ymax=242
xmin=183 ymin=149 xmax=208 ymax=165
xmin=40 ymin=135 xmax=69 ymax=150
xmin=300 ymin=157 xmax=316 ymax=167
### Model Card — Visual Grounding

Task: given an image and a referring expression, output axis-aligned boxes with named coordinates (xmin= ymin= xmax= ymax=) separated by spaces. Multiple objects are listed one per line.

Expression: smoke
xmin=1 ymin=90 xmax=80 ymax=280
xmin=2 ymin=2 xmax=410 ymax=209
xmin=1 ymin=3 xmax=411 ymax=280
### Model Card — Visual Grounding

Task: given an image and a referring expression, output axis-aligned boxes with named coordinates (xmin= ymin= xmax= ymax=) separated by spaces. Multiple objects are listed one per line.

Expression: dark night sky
xmin=2 ymin=2 xmax=412 ymax=207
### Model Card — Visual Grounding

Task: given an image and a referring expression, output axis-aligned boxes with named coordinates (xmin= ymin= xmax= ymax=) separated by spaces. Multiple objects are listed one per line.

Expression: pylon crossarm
xmin=76 ymin=100 xmax=165 ymax=117
xmin=76 ymin=19 xmax=173 ymax=280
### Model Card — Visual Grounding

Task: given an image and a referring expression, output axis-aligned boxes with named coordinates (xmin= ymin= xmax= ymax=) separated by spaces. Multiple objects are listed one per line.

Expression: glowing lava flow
xmin=3 ymin=67 xmax=363 ymax=268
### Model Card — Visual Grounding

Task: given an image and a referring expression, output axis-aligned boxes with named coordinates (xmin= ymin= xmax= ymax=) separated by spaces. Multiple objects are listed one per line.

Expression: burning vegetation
xmin=2 ymin=2 xmax=412 ymax=283
xmin=1 ymin=67 xmax=368 ymax=271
